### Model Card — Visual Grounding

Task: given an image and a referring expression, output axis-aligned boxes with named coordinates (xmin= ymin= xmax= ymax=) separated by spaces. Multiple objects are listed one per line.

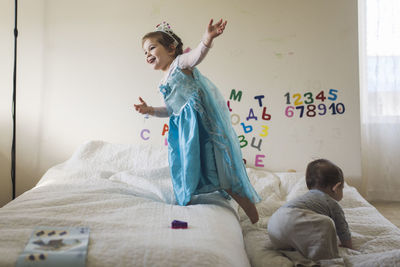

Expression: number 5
xmin=328 ymin=89 xmax=338 ymax=101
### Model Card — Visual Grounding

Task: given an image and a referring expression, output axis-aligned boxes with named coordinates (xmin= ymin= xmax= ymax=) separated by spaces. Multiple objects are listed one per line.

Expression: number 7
xmin=296 ymin=106 xmax=304 ymax=118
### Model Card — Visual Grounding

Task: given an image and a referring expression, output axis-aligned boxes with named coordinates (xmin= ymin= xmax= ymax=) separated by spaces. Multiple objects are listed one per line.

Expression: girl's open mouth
xmin=148 ymin=57 xmax=155 ymax=64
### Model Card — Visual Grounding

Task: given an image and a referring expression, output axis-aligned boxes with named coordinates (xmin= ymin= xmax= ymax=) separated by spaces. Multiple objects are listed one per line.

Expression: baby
xmin=268 ymin=159 xmax=352 ymax=261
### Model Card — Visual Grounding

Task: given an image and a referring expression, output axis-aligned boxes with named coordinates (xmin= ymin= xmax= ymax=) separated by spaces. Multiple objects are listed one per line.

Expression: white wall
xmin=0 ymin=0 xmax=361 ymax=207
xmin=0 ymin=0 xmax=13 ymax=205
xmin=0 ymin=0 xmax=45 ymax=206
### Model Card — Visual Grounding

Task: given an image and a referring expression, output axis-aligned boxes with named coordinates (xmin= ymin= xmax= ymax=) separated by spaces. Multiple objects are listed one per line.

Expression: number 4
xmin=316 ymin=91 xmax=326 ymax=102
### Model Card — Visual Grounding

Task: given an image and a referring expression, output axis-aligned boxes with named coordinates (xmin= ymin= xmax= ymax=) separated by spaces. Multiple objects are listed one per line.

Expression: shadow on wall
xmin=0 ymin=151 xmax=11 ymax=207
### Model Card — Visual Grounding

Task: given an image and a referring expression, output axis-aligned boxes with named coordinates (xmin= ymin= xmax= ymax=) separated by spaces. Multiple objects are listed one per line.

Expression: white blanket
xmin=239 ymin=169 xmax=400 ymax=267
xmin=0 ymin=141 xmax=250 ymax=267
xmin=2 ymin=141 xmax=400 ymax=267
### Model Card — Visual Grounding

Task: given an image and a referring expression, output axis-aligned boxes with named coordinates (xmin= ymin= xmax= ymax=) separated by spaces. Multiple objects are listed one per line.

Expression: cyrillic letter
xmin=227 ymin=101 xmax=232 ymax=112
xmin=262 ymin=107 xmax=271 ymax=120
xmin=231 ymin=114 xmax=240 ymax=125
xmin=246 ymin=108 xmax=258 ymax=121
xmin=241 ymin=123 xmax=253 ymax=133
xmin=251 ymin=137 xmax=262 ymax=151
xmin=238 ymin=135 xmax=248 ymax=148
xmin=230 ymin=89 xmax=242 ymax=102
xmin=255 ymin=155 xmax=265 ymax=167
xmin=162 ymin=123 xmax=169 ymax=136
xmin=254 ymin=95 xmax=264 ymax=107
xmin=140 ymin=129 xmax=150 ymax=140
xmin=260 ymin=125 xmax=269 ymax=137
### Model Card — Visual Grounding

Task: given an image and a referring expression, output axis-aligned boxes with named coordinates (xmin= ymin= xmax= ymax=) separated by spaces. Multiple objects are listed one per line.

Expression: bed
xmin=1 ymin=141 xmax=400 ymax=267
xmin=0 ymin=141 xmax=250 ymax=267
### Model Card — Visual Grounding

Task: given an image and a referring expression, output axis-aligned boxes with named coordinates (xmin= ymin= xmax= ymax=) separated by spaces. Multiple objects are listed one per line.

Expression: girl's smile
xmin=143 ymin=38 xmax=175 ymax=72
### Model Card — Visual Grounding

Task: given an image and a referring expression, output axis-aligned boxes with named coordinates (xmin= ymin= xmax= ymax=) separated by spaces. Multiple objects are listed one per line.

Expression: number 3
xmin=304 ymin=92 xmax=313 ymax=104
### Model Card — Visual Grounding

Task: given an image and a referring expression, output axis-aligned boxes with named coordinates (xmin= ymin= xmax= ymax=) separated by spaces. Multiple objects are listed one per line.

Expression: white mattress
xmin=240 ymin=169 xmax=400 ymax=266
xmin=0 ymin=141 xmax=250 ymax=267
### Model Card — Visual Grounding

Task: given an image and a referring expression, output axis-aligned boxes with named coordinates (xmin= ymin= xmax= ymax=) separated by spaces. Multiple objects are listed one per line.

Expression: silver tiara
xmin=155 ymin=21 xmax=179 ymax=46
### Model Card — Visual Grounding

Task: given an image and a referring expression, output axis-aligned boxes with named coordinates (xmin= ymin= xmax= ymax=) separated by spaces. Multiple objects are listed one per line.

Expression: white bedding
xmin=240 ymin=169 xmax=400 ymax=267
xmin=2 ymin=141 xmax=400 ymax=267
xmin=0 ymin=141 xmax=250 ymax=267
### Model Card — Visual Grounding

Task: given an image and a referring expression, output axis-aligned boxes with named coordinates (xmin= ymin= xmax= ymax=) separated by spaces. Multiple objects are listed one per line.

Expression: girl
xmin=134 ymin=19 xmax=261 ymax=223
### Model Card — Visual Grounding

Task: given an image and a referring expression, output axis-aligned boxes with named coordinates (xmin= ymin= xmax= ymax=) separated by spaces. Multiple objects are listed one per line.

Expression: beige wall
xmin=0 ymin=0 xmax=361 ymax=207
xmin=0 ymin=0 xmax=45 ymax=206
xmin=0 ymin=0 xmax=15 ymax=206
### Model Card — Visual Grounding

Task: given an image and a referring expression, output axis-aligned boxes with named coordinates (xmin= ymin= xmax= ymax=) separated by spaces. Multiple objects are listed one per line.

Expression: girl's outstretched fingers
xmin=134 ymin=97 xmax=148 ymax=114
xmin=207 ymin=18 xmax=228 ymax=38
xmin=216 ymin=19 xmax=227 ymax=34
xmin=138 ymin=97 xmax=146 ymax=106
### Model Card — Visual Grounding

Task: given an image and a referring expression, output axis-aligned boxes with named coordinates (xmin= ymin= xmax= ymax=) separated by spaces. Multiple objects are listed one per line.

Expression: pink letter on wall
xmin=255 ymin=154 xmax=265 ymax=167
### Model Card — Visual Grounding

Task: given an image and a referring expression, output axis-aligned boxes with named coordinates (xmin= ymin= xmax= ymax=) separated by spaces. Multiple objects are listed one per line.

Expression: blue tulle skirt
xmin=161 ymin=63 xmax=261 ymax=206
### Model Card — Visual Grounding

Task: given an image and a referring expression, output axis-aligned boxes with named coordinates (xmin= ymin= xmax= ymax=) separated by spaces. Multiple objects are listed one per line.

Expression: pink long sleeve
xmin=152 ymin=106 xmax=170 ymax=117
xmin=177 ymin=41 xmax=210 ymax=70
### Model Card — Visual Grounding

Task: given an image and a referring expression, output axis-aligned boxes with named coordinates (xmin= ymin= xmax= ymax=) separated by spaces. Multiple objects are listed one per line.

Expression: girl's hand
xmin=203 ymin=19 xmax=227 ymax=47
xmin=134 ymin=97 xmax=153 ymax=115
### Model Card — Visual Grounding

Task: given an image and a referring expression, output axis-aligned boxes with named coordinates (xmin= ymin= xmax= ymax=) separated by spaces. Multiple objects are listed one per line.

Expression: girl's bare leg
xmin=226 ymin=189 xmax=259 ymax=224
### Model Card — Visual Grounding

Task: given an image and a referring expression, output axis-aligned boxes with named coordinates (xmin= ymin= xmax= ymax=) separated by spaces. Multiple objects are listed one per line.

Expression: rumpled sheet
xmin=0 ymin=141 xmax=250 ymax=267
xmin=239 ymin=170 xmax=400 ymax=267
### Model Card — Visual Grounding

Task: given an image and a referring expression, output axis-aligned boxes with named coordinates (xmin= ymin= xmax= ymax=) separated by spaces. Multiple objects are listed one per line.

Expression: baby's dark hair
xmin=305 ymin=159 xmax=344 ymax=190
xmin=142 ymin=31 xmax=183 ymax=58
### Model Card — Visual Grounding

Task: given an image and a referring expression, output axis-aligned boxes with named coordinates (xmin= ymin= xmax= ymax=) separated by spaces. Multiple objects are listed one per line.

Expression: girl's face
xmin=143 ymin=37 xmax=175 ymax=72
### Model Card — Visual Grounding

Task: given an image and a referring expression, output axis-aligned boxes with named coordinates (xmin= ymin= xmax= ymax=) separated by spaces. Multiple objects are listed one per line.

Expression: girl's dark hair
xmin=305 ymin=159 xmax=344 ymax=189
xmin=142 ymin=31 xmax=183 ymax=58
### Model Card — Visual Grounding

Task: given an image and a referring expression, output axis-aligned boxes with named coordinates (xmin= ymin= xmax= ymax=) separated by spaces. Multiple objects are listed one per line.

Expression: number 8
xmin=306 ymin=105 xmax=316 ymax=117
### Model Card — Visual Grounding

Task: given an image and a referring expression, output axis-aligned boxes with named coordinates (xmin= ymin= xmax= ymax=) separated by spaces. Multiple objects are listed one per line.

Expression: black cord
xmin=12 ymin=0 xmax=18 ymax=200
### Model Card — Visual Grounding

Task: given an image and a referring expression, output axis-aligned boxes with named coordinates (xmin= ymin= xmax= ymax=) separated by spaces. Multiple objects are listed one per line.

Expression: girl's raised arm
xmin=202 ymin=19 xmax=227 ymax=48
xmin=178 ymin=19 xmax=227 ymax=70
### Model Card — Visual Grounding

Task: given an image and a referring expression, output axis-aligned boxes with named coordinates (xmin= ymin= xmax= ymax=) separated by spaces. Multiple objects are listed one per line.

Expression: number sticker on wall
xmin=284 ymin=89 xmax=345 ymax=118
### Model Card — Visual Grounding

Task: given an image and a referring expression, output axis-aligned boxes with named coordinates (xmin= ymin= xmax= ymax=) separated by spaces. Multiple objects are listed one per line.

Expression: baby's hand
xmin=203 ymin=19 xmax=227 ymax=46
xmin=134 ymin=97 xmax=153 ymax=115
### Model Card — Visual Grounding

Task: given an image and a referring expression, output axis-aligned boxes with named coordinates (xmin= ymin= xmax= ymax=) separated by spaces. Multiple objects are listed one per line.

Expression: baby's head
xmin=306 ymin=159 xmax=344 ymax=201
xmin=142 ymin=30 xmax=183 ymax=58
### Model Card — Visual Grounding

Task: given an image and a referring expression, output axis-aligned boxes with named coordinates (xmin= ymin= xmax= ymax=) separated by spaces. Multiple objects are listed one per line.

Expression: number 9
xmin=318 ymin=104 xmax=326 ymax=115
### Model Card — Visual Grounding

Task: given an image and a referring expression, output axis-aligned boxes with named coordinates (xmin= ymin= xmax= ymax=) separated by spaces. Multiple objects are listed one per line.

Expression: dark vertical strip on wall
xmin=12 ymin=0 xmax=18 ymax=200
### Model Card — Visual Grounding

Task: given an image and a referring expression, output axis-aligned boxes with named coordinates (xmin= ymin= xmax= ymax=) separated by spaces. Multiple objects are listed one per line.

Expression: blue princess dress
xmin=160 ymin=56 xmax=261 ymax=206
